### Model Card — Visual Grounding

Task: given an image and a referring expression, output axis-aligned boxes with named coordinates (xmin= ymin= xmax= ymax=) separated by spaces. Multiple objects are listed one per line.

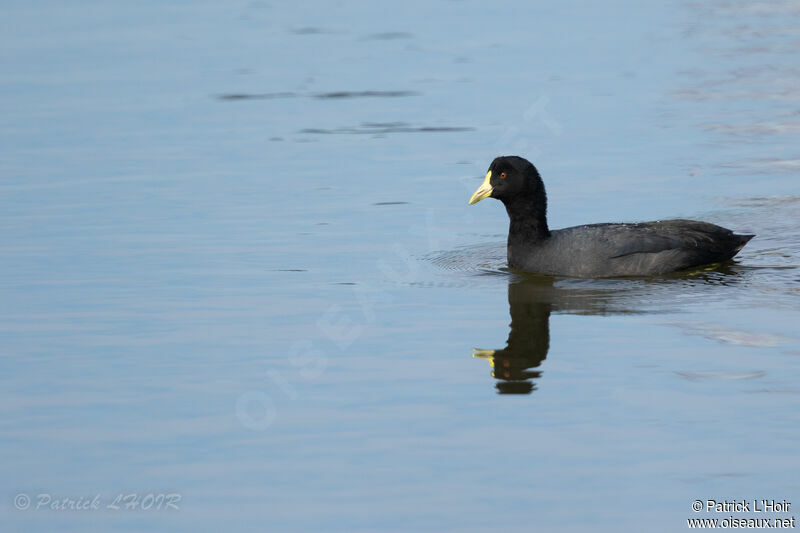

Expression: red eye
xmin=500 ymin=172 xmax=507 ymax=179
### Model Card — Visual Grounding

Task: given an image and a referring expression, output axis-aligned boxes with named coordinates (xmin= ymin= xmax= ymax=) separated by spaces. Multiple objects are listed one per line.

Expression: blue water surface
xmin=2 ymin=1 xmax=799 ymax=531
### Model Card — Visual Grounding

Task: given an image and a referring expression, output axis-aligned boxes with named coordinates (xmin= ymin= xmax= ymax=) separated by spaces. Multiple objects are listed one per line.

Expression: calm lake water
xmin=2 ymin=1 xmax=799 ymax=531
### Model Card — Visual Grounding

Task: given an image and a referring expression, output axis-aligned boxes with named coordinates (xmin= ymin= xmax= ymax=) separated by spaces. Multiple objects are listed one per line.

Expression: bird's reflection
xmin=472 ymin=264 xmax=746 ymax=394
xmin=473 ymin=278 xmax=554 ymax=394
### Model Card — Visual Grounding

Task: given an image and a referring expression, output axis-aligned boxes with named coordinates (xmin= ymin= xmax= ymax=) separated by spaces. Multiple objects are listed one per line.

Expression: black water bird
xmin=468 ymin=156 xmax=754 ymax=277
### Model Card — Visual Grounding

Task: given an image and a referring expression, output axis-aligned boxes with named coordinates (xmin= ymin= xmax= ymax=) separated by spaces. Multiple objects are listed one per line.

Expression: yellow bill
xmin=472 ymin=348 xmax=496 ymax=366
xmin=468 ymin=170 xmax=493 ymax=205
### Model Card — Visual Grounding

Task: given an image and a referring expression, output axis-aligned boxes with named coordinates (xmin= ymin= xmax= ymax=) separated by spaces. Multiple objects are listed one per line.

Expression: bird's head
xmin=468 ymin=156 xmax=541 ymax=205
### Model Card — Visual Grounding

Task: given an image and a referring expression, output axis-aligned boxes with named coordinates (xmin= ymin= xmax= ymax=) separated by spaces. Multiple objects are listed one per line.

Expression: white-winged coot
xmin=468 ymin=156 xmax=754 ymax=277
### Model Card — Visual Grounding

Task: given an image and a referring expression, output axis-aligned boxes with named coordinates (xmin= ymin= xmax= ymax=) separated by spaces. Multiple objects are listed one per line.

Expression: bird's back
xmin=509 ymin=219 xmax=754 ymax=277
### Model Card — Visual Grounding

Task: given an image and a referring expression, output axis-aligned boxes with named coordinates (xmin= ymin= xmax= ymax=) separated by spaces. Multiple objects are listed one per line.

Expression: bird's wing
xmin=588 ymin=220 xmax=736 ymax=258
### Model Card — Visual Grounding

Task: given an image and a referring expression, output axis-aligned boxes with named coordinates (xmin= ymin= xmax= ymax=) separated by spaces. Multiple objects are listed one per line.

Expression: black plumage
xmin=468 ymin=156 xmax=754 ymax=278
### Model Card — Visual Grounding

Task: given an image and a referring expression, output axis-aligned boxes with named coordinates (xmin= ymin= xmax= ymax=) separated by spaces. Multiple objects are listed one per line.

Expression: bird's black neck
xmin=505 ymin=195 xmax=550 ymax=248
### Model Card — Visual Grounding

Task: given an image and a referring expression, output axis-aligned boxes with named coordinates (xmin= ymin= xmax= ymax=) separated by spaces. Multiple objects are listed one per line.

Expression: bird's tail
xmin=734 ymin=233 xmax=755 ymax=252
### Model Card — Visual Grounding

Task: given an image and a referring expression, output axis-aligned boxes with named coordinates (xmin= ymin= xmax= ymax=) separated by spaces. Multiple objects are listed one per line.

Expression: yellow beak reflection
xmin=472 ymin=348 xmax=496 ymax=366
xmin=468 ymin=170 xmax=493 ymax=205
